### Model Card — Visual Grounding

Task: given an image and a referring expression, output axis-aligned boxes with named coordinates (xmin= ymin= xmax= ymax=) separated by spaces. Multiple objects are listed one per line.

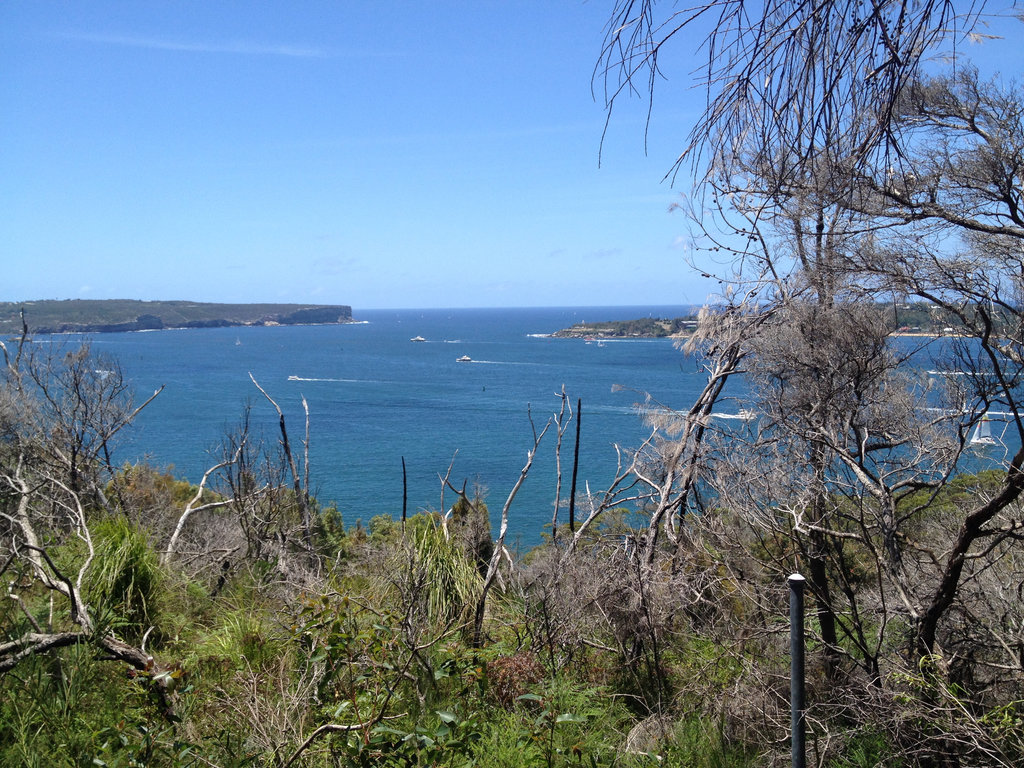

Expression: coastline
xmin=0 ymin=299 xmax=355 ymax=336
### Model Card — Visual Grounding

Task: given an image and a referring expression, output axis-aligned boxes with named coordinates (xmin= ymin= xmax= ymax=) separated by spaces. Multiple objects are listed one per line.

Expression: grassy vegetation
xmin=0 ymin=470 xmax=767 ymax=767
xmin=4 ymin=461 xmax=1024 ymax=766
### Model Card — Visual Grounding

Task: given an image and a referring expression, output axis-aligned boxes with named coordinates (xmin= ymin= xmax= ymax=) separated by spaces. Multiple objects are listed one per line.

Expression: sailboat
xmin=970 ymin=414 xmax=998 ymax=447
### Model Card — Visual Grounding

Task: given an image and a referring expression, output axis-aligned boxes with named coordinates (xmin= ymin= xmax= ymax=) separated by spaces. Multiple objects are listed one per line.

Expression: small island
xmin=552 ymin=316 xmax=698 ymax=339
xmin=0 ymin=299 xmax=354 ymax=336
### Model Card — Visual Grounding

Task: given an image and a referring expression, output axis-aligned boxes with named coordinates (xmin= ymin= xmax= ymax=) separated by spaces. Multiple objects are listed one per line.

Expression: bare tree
xmin=598 ymin=0 xmax=991 ymax=186
xmin=594 ymin=3 xmax=1024 ymax=758
xmin=835 ymin=70 xmax=1024 ymax=660
xmin=250 ymin=373 xmax=313 ymax=549
xmin=471 ymin=410 xmax=550 ymax=647
xmin=0 ymin=334 xmax=175 ymax=707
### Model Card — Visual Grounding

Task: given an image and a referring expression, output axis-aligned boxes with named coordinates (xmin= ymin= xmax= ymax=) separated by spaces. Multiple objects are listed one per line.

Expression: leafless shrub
xmin=486 ymin=652 xmax=545 ymax=708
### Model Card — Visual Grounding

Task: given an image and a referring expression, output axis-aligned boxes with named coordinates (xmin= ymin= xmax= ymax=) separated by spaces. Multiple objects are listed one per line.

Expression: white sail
xmin=971 ymin=415 xmax=997 ymax=446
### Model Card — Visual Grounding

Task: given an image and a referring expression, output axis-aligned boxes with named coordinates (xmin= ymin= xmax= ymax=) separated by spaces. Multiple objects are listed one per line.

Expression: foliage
xmin=316 ymin=503 xmax=347 ymax=556
xmin=3 ymin=449 xmax=1023 ymax=765
xmin=84 ymin=516 xmax=163 ymax=641
xmin=0 ymin=645 xmax=192 ymax=767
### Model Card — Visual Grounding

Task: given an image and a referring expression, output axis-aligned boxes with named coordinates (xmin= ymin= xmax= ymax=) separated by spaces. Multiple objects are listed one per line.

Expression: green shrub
xmin=826 ymin=728 xmax=895 ymax=768
xmin=0 ymin=646 xmax=186 ymax=767
xmin=660 ymin=715 xmax=758 ymax=768
xmin=85 ymin=516 xmax=163 ymax=643
xmin=412 ymin=523 xmax=483 ymax=626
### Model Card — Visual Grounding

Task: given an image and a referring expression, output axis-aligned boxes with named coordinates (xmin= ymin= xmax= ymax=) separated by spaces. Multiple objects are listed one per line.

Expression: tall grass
xmin=413 ymin=523 xmax=484 ymax=626
xmin=85 ymin=516 xmax=162 ymax=643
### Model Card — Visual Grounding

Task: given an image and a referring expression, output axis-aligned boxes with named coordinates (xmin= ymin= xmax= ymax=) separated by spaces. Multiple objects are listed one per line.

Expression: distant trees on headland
xmin=0 ymin=299 xmax=354 ymax=335
xmin=554 ymin=302 xmax=986 ymax=339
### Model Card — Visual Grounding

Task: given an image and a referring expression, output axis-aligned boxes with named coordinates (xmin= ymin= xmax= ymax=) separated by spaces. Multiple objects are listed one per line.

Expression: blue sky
xmin=2 ymin=2 xmax=1021 ymax=309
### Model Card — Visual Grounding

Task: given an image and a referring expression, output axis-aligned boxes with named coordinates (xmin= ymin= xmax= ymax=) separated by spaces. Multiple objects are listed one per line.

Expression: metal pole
xmin=789 ymin=573 xmax=806 ymax=768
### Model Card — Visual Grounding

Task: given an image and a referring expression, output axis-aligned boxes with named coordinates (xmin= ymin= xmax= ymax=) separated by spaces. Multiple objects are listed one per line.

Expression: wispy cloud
xmin=57 ymin=31 xmax=336 ymax=59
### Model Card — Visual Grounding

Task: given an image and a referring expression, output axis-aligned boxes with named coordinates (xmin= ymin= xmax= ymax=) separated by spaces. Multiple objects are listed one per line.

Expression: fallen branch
xmin=282 ymin=713 xmax=408 ymax=768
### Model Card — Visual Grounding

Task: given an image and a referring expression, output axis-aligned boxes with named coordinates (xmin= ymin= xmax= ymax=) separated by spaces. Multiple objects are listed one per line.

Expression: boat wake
xmin=923 ymin=407 xmax=1016 ymax=419
xmin=712 ymin=411 xmax=757 ymax=421
xmin=288 ymin=375 xmax=371 ymax=383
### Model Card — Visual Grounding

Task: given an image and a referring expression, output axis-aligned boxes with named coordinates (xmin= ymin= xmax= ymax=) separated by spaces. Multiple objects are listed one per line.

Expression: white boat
xmin=457 ymin=355 xmax=472 ymax=362
xmin=970 ymin=415 xmax=998 ymax=446
xmin=410 ymin=335 xmax=426 ymax=342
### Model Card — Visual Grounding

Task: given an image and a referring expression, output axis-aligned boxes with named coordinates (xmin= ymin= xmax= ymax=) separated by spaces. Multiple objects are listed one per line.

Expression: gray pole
xmin=789 ymin=573 xmax=806 ymax=768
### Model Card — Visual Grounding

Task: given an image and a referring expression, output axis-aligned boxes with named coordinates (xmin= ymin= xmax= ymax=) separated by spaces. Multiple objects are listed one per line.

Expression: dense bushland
xmin=0 ymin=461 xmax=759 ymax=766
xmin=2 ymin=336 xmax=1021 ymax=767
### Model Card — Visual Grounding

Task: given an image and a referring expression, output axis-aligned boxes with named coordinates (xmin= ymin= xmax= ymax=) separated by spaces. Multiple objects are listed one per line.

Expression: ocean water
xmin=81 ymin=306 xmax=713 ymax=546
xmin=51 ymin=307 xmax=1014 ymax=548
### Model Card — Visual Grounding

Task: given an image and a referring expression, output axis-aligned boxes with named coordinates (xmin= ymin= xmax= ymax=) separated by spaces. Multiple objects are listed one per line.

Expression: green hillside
xmin=0 ymin=299 xmax=353 ymax=335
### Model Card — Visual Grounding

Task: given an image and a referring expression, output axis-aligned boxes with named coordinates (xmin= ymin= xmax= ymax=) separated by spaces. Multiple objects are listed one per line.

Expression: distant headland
xmin=0 ymin=299 xmax=353 ymax=335
xmin=552 ymin=303 xmax=970 ymax=339
xmin=552 ymin=315 xmax=698 ymax=339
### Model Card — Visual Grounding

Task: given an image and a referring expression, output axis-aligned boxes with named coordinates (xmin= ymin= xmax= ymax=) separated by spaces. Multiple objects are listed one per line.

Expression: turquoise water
xmin=83 ymin=306 xmax=710 ymax=545
xmin=56 ymin=307 xmax=1015 ymax=547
